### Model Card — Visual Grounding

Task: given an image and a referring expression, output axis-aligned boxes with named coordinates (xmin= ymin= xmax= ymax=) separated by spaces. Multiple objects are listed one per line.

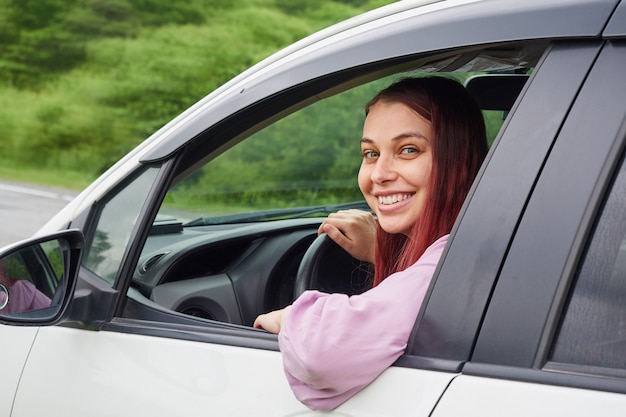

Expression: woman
xmin=0 ymin=261 xmax=51 ymax=315
xmin=254 ymin=76 xmax=488 ymax=410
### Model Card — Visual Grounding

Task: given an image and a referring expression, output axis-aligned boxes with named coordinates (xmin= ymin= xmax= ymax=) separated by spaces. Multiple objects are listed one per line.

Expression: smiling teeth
xmin=378 ymin=194 xmax=410 ymax=205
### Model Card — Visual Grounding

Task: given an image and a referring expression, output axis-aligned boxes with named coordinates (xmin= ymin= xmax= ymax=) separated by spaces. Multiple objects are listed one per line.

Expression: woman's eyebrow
xmin=361 ymin=131 xmax=430 ymax=144
xmin=395 ymin=131 xmax=429 ymax=141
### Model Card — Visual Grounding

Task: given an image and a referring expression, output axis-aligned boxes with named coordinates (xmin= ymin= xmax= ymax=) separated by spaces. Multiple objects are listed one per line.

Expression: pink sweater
xmin=1 ymin=280 xmax=51 ymax=314
xmin=278 ymin=235 xmax=448 ymax=410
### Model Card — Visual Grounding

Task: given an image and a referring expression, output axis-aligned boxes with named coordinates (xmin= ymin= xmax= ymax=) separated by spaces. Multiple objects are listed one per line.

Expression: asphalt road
xmin=0 ymin=180 xmax=78 ymax=248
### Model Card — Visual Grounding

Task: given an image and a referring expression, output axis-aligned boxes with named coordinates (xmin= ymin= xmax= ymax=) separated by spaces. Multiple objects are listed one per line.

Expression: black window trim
xmin=408 ymin=39 xmax=604 ymax=361
xmin=469 ymin=40 xmax=626 ymax=390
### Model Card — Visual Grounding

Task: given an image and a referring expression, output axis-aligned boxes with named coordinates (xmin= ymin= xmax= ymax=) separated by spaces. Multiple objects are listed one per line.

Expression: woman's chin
xmin=377 ymin=218 xmax=412 ymax=236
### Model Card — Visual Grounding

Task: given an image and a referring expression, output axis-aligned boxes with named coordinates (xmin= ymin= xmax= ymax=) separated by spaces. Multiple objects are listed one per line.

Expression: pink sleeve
xmin=278 ymin=235 xmax=448 ymax=410
xmin=6 ymin=280 xmax=52 ymax=314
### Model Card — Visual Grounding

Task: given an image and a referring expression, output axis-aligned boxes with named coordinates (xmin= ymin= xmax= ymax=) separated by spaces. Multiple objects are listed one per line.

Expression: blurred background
xmin=0 ymin=0 xmax=395 ymax=191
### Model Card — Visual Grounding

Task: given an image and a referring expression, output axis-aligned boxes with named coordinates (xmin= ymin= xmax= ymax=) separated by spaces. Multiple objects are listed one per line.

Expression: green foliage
xmin=300 ymin=1 xmax=360 ymax=25
xmin=0 ymin=0 xmax=237 ymax=88
xmin=0 ymin=26 xmax=86 ymax=87
xmin=64 ymin=0 xmax=138 ymax=37
xmin=41 ymin=240 xmax=65 ymax=283
xmin=2 ymin=252 xmax=32 ymax=282
xmin=0 ymin=0 xmax=396 ymax=183
xmin=126 ymin=0 xmax=206 ymax=25
xmin=3 ymin=0 xmax=72 ymax=30
xmin=275 ymin=0 xmax=369 ymax=16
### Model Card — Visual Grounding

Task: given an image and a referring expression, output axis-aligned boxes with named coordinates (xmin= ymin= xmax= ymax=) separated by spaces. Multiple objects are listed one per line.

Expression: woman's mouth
xmin=377 ymin=193 xmax=414 ymax=206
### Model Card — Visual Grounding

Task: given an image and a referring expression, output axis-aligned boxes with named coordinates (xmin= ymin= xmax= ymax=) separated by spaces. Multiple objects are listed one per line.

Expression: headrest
xmin=465 ymin=74 xmax=529 ymax=111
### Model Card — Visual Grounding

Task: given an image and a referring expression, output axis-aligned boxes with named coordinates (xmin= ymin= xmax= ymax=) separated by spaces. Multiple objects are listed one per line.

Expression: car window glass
xmin=83 ymin=167 xmax=160 ymax=285
xmin=549 ymin=147 xmax=626 ymax=373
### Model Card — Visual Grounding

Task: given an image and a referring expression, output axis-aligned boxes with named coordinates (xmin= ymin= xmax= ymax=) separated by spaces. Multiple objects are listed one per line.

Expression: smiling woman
xmin=253 ymin=76 xmax=488 ymax=410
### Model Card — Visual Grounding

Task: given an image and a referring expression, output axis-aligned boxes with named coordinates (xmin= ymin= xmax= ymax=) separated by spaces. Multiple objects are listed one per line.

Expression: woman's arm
xmin=278 ymin=235 xmax=448 ymax=410
xmin=253 ymin=305 xmax=291 ymax=333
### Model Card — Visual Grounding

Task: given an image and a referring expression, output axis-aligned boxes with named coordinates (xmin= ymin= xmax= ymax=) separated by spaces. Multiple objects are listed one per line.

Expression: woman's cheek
xmin=357 ymin=167 xmax=369 ymax=194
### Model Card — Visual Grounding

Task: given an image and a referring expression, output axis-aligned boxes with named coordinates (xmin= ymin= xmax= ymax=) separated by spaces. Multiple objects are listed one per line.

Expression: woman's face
xmin=358 ymin=100 xmax=434 ymax=236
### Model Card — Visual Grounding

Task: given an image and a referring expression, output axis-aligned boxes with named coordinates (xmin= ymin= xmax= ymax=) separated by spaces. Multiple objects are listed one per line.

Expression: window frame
xmin=466 ymin=40 xmax=626 ymax=395
xmin=407 ymin=39 xmax=604 ymax=364
xmin=106 ymin=40 xmax=551 ymax=364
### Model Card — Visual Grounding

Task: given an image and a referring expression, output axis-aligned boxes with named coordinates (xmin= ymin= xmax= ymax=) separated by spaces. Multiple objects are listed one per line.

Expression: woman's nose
xmin=371 ymin=155 xmax=396 ymax=184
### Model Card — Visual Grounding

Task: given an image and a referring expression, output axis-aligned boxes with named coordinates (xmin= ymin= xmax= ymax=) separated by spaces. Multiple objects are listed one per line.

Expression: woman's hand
xmin=318 ymin=209 xmax=376 ymax=264
xmin=254 ymin=305 xmax=292 ymax=334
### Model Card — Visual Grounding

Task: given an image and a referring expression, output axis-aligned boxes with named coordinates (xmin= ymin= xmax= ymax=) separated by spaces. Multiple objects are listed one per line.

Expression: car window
xmin=156 ymin=75 xmax=507 ymax=227
xmin=549 ymin=146 xmax=626 ymax=373
xmin=134 ymin=86 xmax=513 ymax=323
xmin=127 ymin=43 xmax=544 ymax=326
xmin=83 ymin=167 xmax=161 ymax=285
xmin=158 ymin=81 xmax=382 ymax=225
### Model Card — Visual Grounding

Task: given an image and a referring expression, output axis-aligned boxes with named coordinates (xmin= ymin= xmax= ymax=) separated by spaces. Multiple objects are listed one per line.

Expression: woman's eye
xmin=363 ymin=150 xmax=379 ymax=159
xmin=401 ymin=147 xmax=419 ymax=155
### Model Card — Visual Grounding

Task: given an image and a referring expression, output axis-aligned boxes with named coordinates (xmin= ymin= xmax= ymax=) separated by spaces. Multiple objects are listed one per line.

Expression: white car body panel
xmin=432 ymin=375 xmax=626 ymax=417
xmin=13 ymin=326 xmax=455 ymax=416
xmin=1 ymin=327 xmax=38 ymax=417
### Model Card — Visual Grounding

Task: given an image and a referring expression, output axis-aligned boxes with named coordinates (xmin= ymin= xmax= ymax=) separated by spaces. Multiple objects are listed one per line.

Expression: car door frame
xmin=405 ymin=38 xmax=605 ymax=364
xmin=464 ymin=38 xmax=626 ymax=394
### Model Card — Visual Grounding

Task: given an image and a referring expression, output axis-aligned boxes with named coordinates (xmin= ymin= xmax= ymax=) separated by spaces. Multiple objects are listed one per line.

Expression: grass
xmin=0 ymin=160 xmax=94 ymax=191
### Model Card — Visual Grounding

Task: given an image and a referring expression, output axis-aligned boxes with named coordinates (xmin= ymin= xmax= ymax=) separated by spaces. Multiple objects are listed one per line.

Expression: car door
xmin=431 ymin=39 xmax=626 ymax=417
xmin=0 ymin=326 xmax=37 ymax=416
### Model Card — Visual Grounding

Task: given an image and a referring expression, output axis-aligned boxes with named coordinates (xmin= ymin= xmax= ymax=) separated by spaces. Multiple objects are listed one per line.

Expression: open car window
xmin=157 ymin=78 xmax=516 ymax=228
xmin=158 ymin=80 xmax=380 ymax=227
xmin=126 ymin=42 xmax=546 ymax=326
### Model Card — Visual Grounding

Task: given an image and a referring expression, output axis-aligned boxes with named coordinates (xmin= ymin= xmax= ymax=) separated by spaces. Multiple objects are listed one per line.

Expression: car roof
xmin=139 ymin=0 xmax=619 ymax=163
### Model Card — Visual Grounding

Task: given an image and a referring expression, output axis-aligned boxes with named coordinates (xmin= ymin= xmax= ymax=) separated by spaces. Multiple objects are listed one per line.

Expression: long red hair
xmin=366 ymin=77 xmax=488 ymax=286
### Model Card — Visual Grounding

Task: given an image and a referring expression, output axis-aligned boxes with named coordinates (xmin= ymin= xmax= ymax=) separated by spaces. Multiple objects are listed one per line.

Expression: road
xmin=0 ymin=180 xmax=78 ymax=248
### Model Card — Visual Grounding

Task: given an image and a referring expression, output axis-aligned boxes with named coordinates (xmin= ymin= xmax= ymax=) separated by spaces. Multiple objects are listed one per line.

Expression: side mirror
xmin=0 ymin=230 xmax=83 ymax=325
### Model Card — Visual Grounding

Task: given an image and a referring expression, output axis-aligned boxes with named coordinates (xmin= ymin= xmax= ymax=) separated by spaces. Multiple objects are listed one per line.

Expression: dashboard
xmin=131 ymin=218 xmax=323 ymax=326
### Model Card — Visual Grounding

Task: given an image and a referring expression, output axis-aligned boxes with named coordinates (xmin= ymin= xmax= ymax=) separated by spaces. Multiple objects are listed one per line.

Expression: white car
xmin=2 ymin=0 xmax=626 ymax=415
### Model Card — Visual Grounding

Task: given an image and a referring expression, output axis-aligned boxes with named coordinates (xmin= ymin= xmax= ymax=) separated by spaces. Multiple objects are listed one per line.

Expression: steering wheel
xmin=293 ymin=233 xmax=373 ymax=299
